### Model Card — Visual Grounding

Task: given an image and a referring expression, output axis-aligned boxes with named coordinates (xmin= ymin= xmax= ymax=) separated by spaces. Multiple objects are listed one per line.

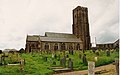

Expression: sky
xmin=0 ymin=0 xmax=119 ymax=50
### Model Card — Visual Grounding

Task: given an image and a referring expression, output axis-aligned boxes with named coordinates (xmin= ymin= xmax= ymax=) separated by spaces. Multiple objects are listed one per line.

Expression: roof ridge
xmin=45 ymin=32 xmax=72 ymax=35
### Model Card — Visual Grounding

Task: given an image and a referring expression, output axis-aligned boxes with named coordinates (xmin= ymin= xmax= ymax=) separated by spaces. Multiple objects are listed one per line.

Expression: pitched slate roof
xmin=27 ymin=32 xmax=82 ymax=43
xmin=45 ymin=32 xmax=77 ymax=38
xmin=40 ymin=37 xmax=81 ymax=43
xmin=26 ymin=35 xmax=39 ymax=41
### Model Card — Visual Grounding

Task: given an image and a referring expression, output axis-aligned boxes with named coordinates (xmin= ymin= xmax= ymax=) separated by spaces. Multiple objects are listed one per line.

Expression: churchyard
xmin=0 ymin=49 xmax=119 ymax=75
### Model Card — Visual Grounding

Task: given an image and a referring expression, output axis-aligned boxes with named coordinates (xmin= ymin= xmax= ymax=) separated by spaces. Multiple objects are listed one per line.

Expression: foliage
xmin=0 ymin=49 xmax=119 ymax=75
xmin=19 ymin=48 xmax=25 ymax=53
xmin=0 ymin=50 xmax=2 ymax=54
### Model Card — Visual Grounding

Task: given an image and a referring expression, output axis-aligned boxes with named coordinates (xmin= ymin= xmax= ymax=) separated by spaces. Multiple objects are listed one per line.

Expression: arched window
xmin=45 ymin=43 xmax=49 ymax=50
xmin=61 ymin=43 xmax=65 ymax=50
xmin=32 ymin=44 xmax=35 ymax=48
xmin=76 ymin=43 xmax=80 ymax=50
xmin=54 ymin=43 xmax=58 ymax=51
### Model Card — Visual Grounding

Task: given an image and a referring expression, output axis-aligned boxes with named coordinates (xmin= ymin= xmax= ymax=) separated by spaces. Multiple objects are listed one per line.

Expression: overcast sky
xmin=0 ymin=0 xmax=119 ymax=50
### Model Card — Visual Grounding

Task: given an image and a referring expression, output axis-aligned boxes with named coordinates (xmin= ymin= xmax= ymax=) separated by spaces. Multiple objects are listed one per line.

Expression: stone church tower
xmin=72 ymin=6 xmax=91 ymax=50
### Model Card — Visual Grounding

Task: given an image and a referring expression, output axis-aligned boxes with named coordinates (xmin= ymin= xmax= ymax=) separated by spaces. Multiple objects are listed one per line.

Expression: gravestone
xmin=115 ymin=59 xmax=119 ymax=75
xmin=20 ymin=59 xmax=25 ymax=65
xmin=60 ymin=57 xmax=66 ymax=67
xmin=82 ymin=54 xmax=87 ymax=65
xmin=68 ymin=58 xmax=73 ymax=70
xmin=88 ymin=61 xmax=95 ymax=75
xmin=106 ymin=50 xmax=110 ymax=56
xmin=54 ymin=54 xmax=57 ymax=59
xmin=20 ymin=59 xmax=24 ymax=72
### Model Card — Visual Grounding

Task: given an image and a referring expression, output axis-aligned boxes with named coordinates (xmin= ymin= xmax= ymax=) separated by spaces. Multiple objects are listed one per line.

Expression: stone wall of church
xmin=25 ymin=41 xmax=41 ymax=53
xmin=41 ymin=42 xmax=82 ymax=51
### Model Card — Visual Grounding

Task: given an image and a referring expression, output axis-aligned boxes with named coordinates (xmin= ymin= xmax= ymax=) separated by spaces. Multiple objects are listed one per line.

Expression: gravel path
xmin=53 ymin=64 xmax=116 ymax=75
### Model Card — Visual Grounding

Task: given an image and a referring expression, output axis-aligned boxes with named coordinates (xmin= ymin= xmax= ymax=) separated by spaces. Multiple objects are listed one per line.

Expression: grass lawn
xmin=0 ymin=50 xmax=119 ymax=75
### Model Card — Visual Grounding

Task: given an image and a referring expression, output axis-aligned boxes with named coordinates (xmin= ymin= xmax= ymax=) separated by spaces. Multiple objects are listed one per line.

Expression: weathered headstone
xmin=60 ymin=57 xmax=66 ymax=67
xmin=20 ymin=59 xmax=24 ymax=72
xmin=106 ymin=50 xmax=110 ymax=56
xmin=54 ymin=54 xmax=57 ymax=59
xmin=68 ymin=58 xmax=73 ymax=70
xmin=82 ymin=54 xmax=87 ymax=65
xmin=88 ymin=61 xmax=95 ymax=75
xmin=20 ymin=59 xmax=25 ymax=65
xmin=115 ymin=59 xmax=119 ymax=75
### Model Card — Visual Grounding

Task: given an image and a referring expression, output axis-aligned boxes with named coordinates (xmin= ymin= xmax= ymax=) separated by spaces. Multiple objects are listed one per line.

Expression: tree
xmin=19 ymin=48 xmax=25 ymax=53
xmin=0 ymin=50 xmax=2 ymax=54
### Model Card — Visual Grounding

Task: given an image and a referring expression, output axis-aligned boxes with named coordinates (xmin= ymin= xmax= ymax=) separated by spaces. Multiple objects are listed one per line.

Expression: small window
xmin=61 ymin=43 xmax=65 ymax=50
xmin=54 ymin=43 xmax=58 ymax=50
xmin=45 ymin=43 xmax=49 ymax=50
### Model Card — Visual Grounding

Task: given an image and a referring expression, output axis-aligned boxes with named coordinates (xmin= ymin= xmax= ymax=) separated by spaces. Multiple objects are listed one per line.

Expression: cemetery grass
xmin=0 ymin=50 xmax=119 ymax=75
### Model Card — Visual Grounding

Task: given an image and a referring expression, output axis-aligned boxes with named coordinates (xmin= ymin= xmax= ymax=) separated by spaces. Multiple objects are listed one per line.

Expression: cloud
xmin=0 ymin=0 xmax=119 ymax=50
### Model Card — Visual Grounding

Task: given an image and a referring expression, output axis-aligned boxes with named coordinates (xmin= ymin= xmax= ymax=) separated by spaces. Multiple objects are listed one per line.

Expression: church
xmin=25 ymin=6 xmax=91 ymax=53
